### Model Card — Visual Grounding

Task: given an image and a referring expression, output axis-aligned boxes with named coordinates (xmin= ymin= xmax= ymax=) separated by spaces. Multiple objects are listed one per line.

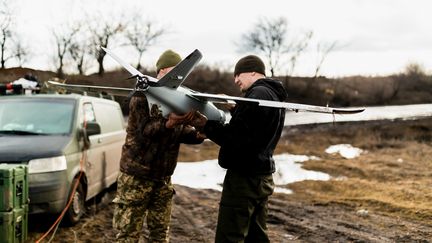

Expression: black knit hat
xmin=234 ymin=55 xmax=266 ymax=77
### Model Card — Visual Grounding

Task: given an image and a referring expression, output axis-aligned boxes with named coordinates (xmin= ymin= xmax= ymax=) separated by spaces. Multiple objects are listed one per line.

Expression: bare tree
xmin=0 ymin=23 xmax=11 ymax=69
xmin=68 ymin=25 xmax=92 ymax=75
xmin=1 ymin=0 xmax=32 ymax=69
xmin=69 ymin=40 xmax=90 ymax=75
xmin=52 ymin=25 xmax=80 ymax=77
xmin=404 ymin=62 xmax=426 ymax=77
xmin=125 ymin=15 xmax=165 ymax=70
xmin=285 ymin=31 xmax=313 ymax=77
xmin=239 ymin=17 xmax=313 ymax=77
xmin=402 ymin=62 xmax=428 ymax=91
xmin=0 ymin=0 xmax=13 ymax=69
xmin=239 ymin=17 xmax=288 ymax=77
xmin=12 ymin=38 xmax=30 ymax=67
xmin=88 ymin=15 xmax=125 ymax=76
xmin=313 ymin=41 xmax=337 ymax=78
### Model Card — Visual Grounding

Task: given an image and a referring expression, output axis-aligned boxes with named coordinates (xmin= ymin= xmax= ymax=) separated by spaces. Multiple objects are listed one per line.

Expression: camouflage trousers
xmin=112 ymin=172 xmax=175 ymax=243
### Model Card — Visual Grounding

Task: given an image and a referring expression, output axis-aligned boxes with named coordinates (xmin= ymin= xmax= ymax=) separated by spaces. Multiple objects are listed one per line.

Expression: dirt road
xmin=28 ymin=118 xmax=432 ymax=242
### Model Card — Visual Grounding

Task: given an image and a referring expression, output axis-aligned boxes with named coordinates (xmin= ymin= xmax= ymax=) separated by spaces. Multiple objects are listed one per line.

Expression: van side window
xmin=92 ymin=102 xmax=124 ymax=133
xmin=83 ymin=102 xmax=96 ymax=123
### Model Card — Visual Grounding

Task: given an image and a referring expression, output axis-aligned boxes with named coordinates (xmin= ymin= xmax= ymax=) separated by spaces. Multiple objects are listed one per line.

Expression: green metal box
xmin=0 ymin=164 xmax=29 ymax=212
xmin=0 ymin=205 xmax=28 ymax=243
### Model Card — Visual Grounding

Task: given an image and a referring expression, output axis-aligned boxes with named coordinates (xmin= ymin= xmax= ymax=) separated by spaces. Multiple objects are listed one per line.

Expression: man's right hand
xmin=165 ymin=111 xmax=195 ymax=129
xmin=165 ymin=110 xmax=208 ymax=129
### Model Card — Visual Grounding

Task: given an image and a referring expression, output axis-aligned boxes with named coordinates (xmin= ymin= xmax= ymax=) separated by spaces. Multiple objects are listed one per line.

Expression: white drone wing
xmin=190 ymin=92 xmax=365 ymax=114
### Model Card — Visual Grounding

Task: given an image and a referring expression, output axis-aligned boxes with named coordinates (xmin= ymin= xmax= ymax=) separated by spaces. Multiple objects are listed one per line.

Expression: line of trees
xmin=2 ymin=0 xmax=336 ymax=80
xmin=50 ymin=12 xmax=166 ymax=78
xmin=0 ymin=0 xmax=166 ymax=77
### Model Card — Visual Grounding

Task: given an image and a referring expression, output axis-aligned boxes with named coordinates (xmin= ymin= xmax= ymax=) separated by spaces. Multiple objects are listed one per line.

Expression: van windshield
xmin=0 ymin=99 xmax=75 ymax=135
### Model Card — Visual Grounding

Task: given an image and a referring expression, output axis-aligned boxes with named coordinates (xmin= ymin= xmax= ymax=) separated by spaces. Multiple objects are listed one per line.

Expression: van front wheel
xmin=65 ymin=179 xmax=85 ymax=225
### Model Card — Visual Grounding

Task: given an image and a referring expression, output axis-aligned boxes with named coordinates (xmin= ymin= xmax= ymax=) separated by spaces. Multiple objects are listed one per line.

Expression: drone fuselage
xmin=144 ymin=85 xmax=226 ymax=123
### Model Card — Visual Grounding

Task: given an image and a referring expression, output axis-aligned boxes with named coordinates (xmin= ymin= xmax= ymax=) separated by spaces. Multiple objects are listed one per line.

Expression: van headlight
xmin=28 ymin=156 xmax=67 ymax=174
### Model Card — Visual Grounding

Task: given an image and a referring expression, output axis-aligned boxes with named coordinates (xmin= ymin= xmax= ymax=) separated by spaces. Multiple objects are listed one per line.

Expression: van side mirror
xmin=79 ymin=122 xmax=101 ymax=150
xmin=85 ymin=122 xmax=101 ymax=136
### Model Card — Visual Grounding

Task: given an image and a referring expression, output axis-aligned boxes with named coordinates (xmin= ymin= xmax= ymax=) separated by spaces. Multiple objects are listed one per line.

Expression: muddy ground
xmin=27 ymin=118 xmax=432 ymax=242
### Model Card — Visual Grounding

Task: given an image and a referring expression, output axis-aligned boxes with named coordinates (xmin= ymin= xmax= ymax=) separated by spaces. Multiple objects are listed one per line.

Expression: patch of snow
xmin=172 ymin=159 xmax=226 ymax=191
xmin=325 ymin=144 xmax=363 ymax=159
xmin=274 ymin=187 xmax=293 ymax=194
xmin=272 ymin=154 xmax=330 ymax=186
xmin=173 ymin=153 xmax=330 ymax=194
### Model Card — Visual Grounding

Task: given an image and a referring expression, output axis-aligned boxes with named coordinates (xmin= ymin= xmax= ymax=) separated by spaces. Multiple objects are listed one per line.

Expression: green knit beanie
xmin=234 ymin=55 xmax=266 ymax=77
xmin=156 ymin=50 xmax=182 ymax=71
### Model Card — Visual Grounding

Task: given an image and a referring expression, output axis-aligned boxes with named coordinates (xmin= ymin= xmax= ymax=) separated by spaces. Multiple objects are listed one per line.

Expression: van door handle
xmin=98 ymin=138 xmax=102 ymax=143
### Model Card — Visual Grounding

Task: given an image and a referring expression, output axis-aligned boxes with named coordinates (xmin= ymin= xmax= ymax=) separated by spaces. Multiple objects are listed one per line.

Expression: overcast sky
xmin=10 ymin=0 xmax=432 ymax=77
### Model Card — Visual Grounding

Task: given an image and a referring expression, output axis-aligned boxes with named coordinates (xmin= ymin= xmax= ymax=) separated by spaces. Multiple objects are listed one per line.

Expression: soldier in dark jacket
xmin=112 ymin=50 xmax=204 ymax=243
xmin=185 ymin=55 xmax=287 ymax=242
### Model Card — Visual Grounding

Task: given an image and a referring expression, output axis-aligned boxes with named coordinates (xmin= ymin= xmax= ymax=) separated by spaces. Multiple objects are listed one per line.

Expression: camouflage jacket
xmin=119 ymin=96 xmax=203 ymax=179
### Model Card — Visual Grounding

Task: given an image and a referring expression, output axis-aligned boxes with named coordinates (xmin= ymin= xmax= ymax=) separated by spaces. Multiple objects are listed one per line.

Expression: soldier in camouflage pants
xmin=113 ymin=172 xmax=174 ymax=242
xmin=112 ymin=50 xmax=204 ymax=242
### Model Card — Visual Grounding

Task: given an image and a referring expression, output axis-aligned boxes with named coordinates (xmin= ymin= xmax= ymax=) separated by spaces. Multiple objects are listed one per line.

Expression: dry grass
xmin=178 ymin=140 xmax=219 ymax=162
xmin=279 ymin=119 xmax=432 ymax=224
xmin=177 ymin=118 xmax=432 ymax=225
